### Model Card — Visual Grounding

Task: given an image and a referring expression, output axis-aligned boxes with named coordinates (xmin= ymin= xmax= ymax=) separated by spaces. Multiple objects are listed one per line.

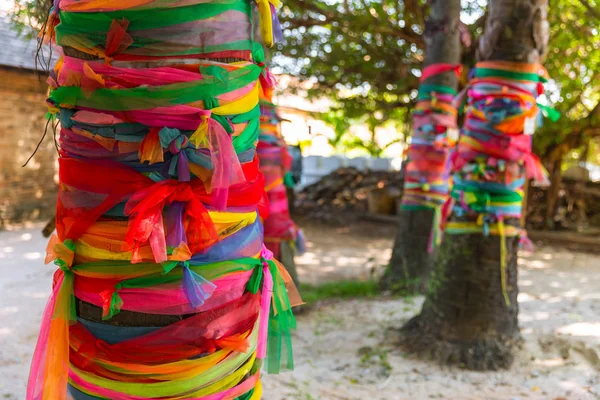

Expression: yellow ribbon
xmin=256 ymin=0 xmax=282 ymax=47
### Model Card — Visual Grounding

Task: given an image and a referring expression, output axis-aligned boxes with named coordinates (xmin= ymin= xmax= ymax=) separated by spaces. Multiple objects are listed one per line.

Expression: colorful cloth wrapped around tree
xmin=27 ymin=1 xmax=300 ymax=399
xmin=256 ymin=99 xmax=304 ymax=261
xmin=445 ymin=61 xmax=557 ymax=305
xmin=400 ymin=63 xmax=461 ymax=251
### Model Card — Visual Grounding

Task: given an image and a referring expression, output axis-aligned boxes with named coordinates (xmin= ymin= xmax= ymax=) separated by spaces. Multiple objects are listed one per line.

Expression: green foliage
xmin=299 ymin=279 xmax=380 ymax=305
xmin=9 ymin=0 xmax=52 ymax=38
xmin=322 ymin=105 xmax=407 ymax=156
xmin=276 ymin=0 xmax=425 ymax=108
xmin=534 ymin=0 xmax=600 ymax=160
xmin=275 ymin=0 xmax=428 ymax=152
xmin=276 ymin=0 xmax=600 ymax=161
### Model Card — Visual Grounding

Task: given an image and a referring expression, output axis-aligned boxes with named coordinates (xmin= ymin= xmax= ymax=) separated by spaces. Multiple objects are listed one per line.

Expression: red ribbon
xmin=105 ymin=19 xmax=133 ymax=57
xmin=56 ymin=157 xmax=267 ymax=251
xmin=70 ymin=292 xmax=259 ymax=372
xmin=123 ymin=180 xmax=217 ymax=263
xmin=420 ymin=63 xmax=462 ymax=82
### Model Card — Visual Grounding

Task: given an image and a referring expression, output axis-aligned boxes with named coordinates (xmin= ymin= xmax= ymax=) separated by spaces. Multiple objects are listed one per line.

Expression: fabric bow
xmin=123 ymin=180 xmax=218 ymax=263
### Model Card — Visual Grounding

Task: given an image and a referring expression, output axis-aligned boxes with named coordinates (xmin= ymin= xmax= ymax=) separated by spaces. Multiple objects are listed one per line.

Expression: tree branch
xmin=578 ymin=0 xmax=600 ymax=21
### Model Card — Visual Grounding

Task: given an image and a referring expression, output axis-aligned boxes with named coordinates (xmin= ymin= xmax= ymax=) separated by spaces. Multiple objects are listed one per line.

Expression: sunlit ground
xmin=1 ymin=222 xmax=599 ymax=399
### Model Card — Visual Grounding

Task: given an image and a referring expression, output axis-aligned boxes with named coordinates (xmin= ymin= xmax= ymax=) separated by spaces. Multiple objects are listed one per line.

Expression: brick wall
xmin=0 ymin=67 xmax=57 ymax=229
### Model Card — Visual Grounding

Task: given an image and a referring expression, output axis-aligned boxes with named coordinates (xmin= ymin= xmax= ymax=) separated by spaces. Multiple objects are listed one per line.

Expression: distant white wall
xmin=299 ymin=156 xmax=395 ymax=188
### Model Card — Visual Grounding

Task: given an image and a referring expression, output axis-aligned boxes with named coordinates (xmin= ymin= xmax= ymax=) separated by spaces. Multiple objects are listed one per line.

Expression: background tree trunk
xmin=381 ymin=0 xmax=461 ymax=294
xmin=400 ymin=0 xmax=549 ymax=370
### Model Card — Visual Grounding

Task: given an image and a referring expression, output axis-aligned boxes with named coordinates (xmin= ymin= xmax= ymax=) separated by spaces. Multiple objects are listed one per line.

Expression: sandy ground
xmin=1 ymin=221 xmax=600 ymax=399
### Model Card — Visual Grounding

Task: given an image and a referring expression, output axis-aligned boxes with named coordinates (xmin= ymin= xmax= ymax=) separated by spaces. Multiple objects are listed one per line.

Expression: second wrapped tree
xmin=401 ymin=0 xmax=551 ymax=370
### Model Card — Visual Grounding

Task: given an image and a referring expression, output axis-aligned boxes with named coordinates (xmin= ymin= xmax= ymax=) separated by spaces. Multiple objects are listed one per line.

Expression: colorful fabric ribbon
xmin=445 ymin=61 xmax=556 ymax=306
xmin=257 ymin=99 xmax=303 ymax=259
xmin=43 ymin=0 xmax=283 ymax=61
xmin=28 ymin=0 xmax=300 ymax=399
xmin=401 ymin=64 xmax=460 ymax=251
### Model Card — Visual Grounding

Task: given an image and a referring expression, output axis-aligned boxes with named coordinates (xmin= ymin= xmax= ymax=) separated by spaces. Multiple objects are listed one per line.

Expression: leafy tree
xmin=322 ymin=104 xmax=408 ymax=156
xmin=274 ymin=0 xmax=427 ymax=145
xmin=532 ymin=0 xmax=600 ymax=226
xmin=276 ymin=0 xmax=599 ymax=161
xmin=9 ymin=0 xmax=52 ymax=37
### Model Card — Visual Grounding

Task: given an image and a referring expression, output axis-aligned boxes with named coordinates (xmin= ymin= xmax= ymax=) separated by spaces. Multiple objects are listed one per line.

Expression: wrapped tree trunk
xmin=382 ymin=0 xmax=461 ymax=293
xmin=400 ymin=0 xmax=550 ymax=370
xmin=257 ymin=99 xmax=303 ymax=288
xmin=27 ymin=1 xmax=300 ymax=399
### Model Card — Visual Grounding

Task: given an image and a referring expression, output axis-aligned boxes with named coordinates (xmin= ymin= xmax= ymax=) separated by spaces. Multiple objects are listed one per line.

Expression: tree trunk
xmin=402 ymin=232 xmax=520 ymax=370
xmin=400 ymin=0 xmax=549 ymax=370
xmin=382 ymin=0 xmax=461 ymax=294
xmin=545 ymin=155 xmax=563 ymax=229
xmin=280 ymin=240 xmax=300 ymax=289
xmin=29 ymin=4 xmax=286 ymax=398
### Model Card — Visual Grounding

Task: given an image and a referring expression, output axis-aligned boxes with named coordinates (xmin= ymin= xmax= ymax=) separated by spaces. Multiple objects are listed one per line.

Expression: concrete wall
xmin=0 ymin=67 xmax=57 ymax=229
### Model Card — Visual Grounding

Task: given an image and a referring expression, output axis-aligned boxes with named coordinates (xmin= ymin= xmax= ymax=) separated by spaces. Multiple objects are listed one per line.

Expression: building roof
xmin=0 ymin=15 xmax=55 ymax=71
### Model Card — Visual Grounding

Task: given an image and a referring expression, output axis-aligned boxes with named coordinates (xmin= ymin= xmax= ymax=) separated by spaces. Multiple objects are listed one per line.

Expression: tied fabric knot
xmin=189 ymin=107 xmax=245 ymax=211
xmin=476 ymin=213 xmax=493 ymax=237
xmin=246 ymin=258 xmax=265 ymax=295
xmin=160 ymin=127 xmax=192 ymax=182
xmin=123 ymin=180 xmax=218 ymax=264
xmin=181 ymin=261 xmax=216 ymax=308
xmin=100 ymin=284 xmax=124 ymax=320
xmin=45 ymin=235 xmax=75 ymax=270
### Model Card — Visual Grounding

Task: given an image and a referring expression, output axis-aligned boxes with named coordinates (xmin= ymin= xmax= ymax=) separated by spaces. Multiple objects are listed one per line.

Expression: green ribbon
xmin=52 ymin=239 xmax=77 ymax=323
xmin=200 ymin=66 xmax=230 ymax=84
xmin=538 ymin=103 xmax=561 ymax=122
xmin=103 ymin=285 xmax=124 ymax=321
xmin=265 ymin=261 xmax=296 ymax=374
xmin=245 ymin=260 xmax=263 ymax=294
xmin=283 ymin=172 xmax=295 ymax=189
xmin=417 ymin=84 xmax=458 ymax=101
xmin=474 ymin=67 xmax=548 ymax=83
xmin=49 ymin=63 xmax=262 ymax=111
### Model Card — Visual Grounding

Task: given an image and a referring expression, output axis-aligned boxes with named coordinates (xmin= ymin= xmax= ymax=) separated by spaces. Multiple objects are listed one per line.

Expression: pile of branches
xmin=296 ymin=167 xmax=403 ymax=219
xmin=296 ymin=167 xmax=600 ymax=232
xmin=527 ymin=179 xmax=600 ymax=231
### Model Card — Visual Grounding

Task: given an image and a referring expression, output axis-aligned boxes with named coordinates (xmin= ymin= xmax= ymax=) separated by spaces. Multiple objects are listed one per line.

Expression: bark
xmin=402 ymin=231 xmax=521 ymax=370
xmin=382 ymin=208 xmax=435 ymax=292
xmin=280 ymin=240 xmax=307 ymax=314
xmin=399 ymin=0 xmax=549 ymax=371
xmin=286 ymin=186 xmax=296 ymax=214
xmin=545 ymin=156 xmax=563 ymax=229
xmin=382 ymin=0 xmax=461 ymax=294
xmin=280 ymin=240 xmax=300 ymax=289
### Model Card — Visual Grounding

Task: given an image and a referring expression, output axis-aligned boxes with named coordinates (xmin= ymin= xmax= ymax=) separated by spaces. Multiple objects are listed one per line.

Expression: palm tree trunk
xmin=400 ymin=0 xmax=549 ymax=370
xmin=382 ymin=0 xmax=461 ymax=294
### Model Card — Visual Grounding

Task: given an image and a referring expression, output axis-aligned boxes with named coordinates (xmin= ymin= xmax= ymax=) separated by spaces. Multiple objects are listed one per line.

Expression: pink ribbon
xmin=257 ymin=245 xmax=274 ymax=359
